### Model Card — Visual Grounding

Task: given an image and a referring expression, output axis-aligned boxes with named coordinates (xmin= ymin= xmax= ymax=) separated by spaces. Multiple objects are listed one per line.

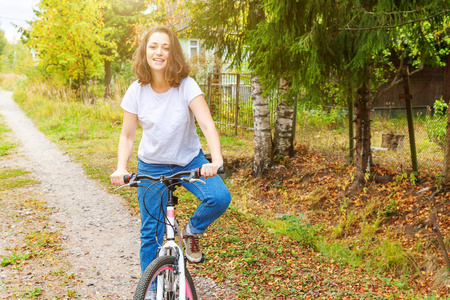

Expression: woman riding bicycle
xmin=110 ymin=24 xmax=231 ymax=291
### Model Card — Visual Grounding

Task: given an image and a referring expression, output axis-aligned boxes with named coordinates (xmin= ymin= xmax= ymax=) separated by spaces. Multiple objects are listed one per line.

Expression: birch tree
xmin=252 ymin=76 xmax=273 ymax=175
xmin=273 ymin=78 xmax=295 ymax=157
xmin=187 ymin=0 xmax=273 ymax=175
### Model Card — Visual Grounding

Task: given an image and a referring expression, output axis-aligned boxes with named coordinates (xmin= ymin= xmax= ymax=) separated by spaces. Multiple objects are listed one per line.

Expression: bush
xmin=425 ymin=98 xmax=448 ymax=148
xmin=299 ymin=105 xmax=347 ymax=131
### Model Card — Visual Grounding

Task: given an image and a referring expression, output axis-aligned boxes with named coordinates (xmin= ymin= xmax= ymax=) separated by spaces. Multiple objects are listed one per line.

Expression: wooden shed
xmin=373 ymin=56 xmax=450 ymax=117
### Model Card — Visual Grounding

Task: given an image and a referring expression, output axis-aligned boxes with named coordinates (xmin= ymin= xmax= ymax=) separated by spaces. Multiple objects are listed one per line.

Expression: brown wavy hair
xmin=132 ymin=25 xmax=190 ymax=87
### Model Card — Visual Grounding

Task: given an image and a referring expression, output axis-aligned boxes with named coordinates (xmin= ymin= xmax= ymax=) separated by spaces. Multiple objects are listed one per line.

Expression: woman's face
xmin=146 ymin=32 xmax=170 ymax=74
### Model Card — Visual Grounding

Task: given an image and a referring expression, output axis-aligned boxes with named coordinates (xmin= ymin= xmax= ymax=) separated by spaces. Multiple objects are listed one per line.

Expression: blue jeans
xmin=136 ymin=150 xmax=231 ymax=273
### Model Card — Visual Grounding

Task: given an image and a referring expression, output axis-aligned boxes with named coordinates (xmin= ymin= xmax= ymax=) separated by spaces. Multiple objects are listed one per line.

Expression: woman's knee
xmin=211 ymin=188 xmax=231 ymax=212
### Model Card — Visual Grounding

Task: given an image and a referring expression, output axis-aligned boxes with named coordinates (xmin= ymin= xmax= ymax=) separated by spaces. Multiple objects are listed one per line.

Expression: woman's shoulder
xmin=127 ymin=80 xmax=152 ymax=93
xmin=179 ymin=76 xmax=197 ymax=87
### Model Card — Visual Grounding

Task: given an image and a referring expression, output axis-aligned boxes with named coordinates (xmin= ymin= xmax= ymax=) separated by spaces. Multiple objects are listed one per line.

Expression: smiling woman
xmin=145 ymin=32 xmax=170 ymax=78
xmin=109 ymin=25 xmax=231 ymax=299
xmin=131 ymin=25 xmax=190 ymax=88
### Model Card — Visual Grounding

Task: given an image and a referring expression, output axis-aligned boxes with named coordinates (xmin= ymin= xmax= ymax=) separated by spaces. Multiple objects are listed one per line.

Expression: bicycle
xmin=115 ymin=167 xmax=224 ymax=300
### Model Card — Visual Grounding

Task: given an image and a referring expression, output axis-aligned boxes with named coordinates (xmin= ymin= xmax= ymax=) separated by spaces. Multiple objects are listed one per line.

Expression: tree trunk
xmin=354 ymin=72 xmax=372 ymax=186
xmin=104 ymin=59 xmax=112 ymax=100
xmin=402 ymin=66 xmax=418 ymax=174
xmin=251 ymin=76 xmax=273 ymax=176
xmin=348 ymin=84 xmax=355 ymax=163
xmin=443 ymin=105 xmax=450 ymax=185
xmin=444 ymin=56 xmax=450 ymax=186
xmin=273 ymin=78 xmax=294 ymax=157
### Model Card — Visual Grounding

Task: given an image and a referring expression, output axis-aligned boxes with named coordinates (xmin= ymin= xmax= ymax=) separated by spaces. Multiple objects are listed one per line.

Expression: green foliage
xmin=103 ymin=0 xmax=146 ymax=59
xmin=1 ymin=252 xmax=32 ymax=267
xmin=27 ymin=0 xmax=115 ymax=84
xmin=298 ymin=105 xmax=347 ymax=131
xmin=17 ymin=287 xmax=44 ymax=299
xmin=425 ymin=98 xmax=448 ymax=148
xmin=186 ymin=0 xmax=261 ymax=68
xmin=0 ymin=29 xmax=7 ymax=55
xmin=0 ymin=41 xmax=35 ymax=75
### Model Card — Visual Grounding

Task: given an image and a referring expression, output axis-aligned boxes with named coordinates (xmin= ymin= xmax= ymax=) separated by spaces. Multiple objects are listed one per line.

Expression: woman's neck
xmin=151 ymin=72 xmax=171 ymax=93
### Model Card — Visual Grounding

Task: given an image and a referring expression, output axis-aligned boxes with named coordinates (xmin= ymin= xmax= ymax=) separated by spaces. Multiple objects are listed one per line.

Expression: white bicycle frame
xmin=156 ymin=206 xmax=187 ymax=300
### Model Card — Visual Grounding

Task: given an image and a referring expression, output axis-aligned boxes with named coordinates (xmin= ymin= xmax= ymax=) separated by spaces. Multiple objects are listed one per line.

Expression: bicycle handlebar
xmin=123 ymin=167 xmax=225 ymax=185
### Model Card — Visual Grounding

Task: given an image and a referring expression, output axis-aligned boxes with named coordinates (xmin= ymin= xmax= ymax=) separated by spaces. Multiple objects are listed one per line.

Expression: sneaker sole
xmin=186 ymin=253 xmax=204 ymax=263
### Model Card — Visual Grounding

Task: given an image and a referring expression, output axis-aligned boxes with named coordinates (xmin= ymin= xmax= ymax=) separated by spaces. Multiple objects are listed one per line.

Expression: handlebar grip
xmin=124 ymin=174 xmax=132 ymax=184
xmin=196 ymin=167 xmax=225 ymax=177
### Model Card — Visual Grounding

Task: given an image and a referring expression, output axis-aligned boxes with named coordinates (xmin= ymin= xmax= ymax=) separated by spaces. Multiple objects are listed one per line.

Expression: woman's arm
xmin=110 ymin=111 xmax=138 ymax=186
xmin=189 ymin=94 xmax=223 ymax=178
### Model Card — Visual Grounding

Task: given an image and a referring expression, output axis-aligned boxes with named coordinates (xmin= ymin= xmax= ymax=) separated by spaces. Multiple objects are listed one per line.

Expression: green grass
xmin=0 ymin=169 xmax=38 ymax=191
xmin=0 ymin=252 xmax=32 ymax=267
xmin=0 ymin=117 xmax=16 ymax=156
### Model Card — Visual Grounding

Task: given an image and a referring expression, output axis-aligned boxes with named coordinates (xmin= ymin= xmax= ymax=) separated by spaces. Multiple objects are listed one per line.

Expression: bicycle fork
xmin=156 ymin=204 xmax=187 ymax=300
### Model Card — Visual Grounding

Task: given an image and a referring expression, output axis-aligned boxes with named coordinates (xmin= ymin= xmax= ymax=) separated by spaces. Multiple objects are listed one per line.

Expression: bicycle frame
xmin=155 ymin=185 xmax=187 ymax=300
xmin=117 ymin=168 xmax=222 ymax=300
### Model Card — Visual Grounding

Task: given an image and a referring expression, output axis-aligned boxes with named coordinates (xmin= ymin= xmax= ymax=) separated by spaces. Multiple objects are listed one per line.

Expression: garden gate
xmin=205 ymin=73 xmax=253 ymax=136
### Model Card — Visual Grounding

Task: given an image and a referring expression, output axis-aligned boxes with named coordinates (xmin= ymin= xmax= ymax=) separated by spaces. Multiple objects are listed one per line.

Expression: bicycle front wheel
xmin=133 ymin=255 xmax=198 ymax=300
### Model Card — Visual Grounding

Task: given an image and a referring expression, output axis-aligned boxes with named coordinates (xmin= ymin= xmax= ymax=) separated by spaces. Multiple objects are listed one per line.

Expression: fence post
xmin=235 ymin=74 xmax=240 ymax=136
xmin=207 ymin=73 xmax=212 ymax=108
xmin=401 ymin=66 xmax=419 ymax=174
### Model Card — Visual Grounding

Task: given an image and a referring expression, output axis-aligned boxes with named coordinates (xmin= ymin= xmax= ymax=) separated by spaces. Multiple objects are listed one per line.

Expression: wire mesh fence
xmin=200 ymin=73 xmax=254 ymax=136
xmin=200 ymin=73 xmax=445 ymax=174
xmin=296 ymin=107 xmax=445 ymax=174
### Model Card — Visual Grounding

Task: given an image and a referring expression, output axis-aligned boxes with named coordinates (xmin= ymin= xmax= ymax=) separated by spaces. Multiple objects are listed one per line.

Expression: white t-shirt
xmin=121 ymin=76 xmax=204 ymax=166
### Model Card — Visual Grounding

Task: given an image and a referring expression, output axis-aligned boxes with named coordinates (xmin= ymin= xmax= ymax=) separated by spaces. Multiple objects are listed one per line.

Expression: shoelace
xmin=186 ymin=235 xmax=200 ymax=253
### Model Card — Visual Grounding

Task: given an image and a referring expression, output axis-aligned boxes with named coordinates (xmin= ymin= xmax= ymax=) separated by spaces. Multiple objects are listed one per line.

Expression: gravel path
xmin=0 ymin=90 xmax=236 ymax=299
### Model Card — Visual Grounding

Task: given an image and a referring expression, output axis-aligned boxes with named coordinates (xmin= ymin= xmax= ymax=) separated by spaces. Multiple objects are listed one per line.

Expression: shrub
xmin=425 ymin=98 xmax=448 ymax=148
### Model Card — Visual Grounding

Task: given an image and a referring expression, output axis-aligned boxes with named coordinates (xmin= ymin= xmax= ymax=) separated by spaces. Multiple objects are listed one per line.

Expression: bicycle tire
xmin=133 ymin=256 xmax=198 ymax=300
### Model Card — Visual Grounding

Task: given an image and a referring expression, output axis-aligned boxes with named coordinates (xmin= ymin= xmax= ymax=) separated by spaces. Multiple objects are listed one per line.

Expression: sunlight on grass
xmin=0 ymin=169 xmax=38 ymax=191
xmin=0 ymin=117 xmax=16 ymax=156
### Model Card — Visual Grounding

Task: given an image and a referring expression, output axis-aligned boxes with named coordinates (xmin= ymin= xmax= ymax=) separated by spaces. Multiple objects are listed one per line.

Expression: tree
xmin=102 ymin=0 xmax=147 ymax=99
xmin=187 ymin=0 xmax=274 ymax=175
xmin=273 ymin=78 xmax=295 ymax=157
xmin=28 ymin=0 xmax=114 ymax=103
xmin=0 ymin=30 xmax=7 ymax=55
xmin=250 ymin=0 xmax=450 ymax=186
xmin=445 ymin=106 xmax=450 ymax=186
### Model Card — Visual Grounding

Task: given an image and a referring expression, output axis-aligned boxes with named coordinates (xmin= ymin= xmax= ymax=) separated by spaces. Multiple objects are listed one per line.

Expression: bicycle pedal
xmin=186 ymin=253 xmax=205 ymax=264
xmin=199 ymin=253 xmax=205 ymax=263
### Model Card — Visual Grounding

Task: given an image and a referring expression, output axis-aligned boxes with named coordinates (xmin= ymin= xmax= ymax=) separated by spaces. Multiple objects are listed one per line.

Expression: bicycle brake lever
xmin=114 ymin=184 xmax=130 ymax=192
xmin=189 ymin=178 xmax=206 ymax=184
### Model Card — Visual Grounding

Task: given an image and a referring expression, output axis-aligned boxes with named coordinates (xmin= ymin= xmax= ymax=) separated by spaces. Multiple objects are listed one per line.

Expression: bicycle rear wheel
xmin=133 ymin=255 xmax=197 ymax=300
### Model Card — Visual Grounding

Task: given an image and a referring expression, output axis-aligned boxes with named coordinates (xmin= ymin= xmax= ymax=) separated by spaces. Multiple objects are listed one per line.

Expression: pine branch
xmin=362 ymin=8 xmax=424 ymax=15
xmin=342 ymin=9 xmax=450 ymax=31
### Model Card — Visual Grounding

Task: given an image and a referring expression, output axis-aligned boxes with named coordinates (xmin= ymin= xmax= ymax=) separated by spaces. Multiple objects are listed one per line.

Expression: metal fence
xmin=296 ymin=106 xmax=445 ymax=173
xmin=199 ymin=73 xmax=444 ymax=173
xmin=200 ymin=73 xmax=254 ymax=136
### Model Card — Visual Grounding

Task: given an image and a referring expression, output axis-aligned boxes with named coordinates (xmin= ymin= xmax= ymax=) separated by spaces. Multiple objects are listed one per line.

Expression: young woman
xmin=110 ymin=25 xmax=231 ymax=291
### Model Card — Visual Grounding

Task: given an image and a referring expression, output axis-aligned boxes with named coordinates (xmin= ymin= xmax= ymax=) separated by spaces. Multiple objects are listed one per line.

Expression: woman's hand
xmin=110 ymin=169 xmax=129 ymax=186
xmin=201 ymin=161 xmax=223 ymax=179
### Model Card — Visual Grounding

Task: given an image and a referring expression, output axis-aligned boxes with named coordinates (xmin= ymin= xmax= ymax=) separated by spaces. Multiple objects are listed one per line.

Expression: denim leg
xmin=136 ymin=151 xmax=231 ymax=273
xmin=176 ymin=151 xmax=232 ymax=235
xmin=137 ymin=160 xmax=172 ymax=273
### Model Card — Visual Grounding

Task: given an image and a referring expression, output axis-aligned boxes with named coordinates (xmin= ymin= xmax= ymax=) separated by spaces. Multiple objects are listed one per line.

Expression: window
xmin=189 ymin=39 xmax=200 ymax=58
